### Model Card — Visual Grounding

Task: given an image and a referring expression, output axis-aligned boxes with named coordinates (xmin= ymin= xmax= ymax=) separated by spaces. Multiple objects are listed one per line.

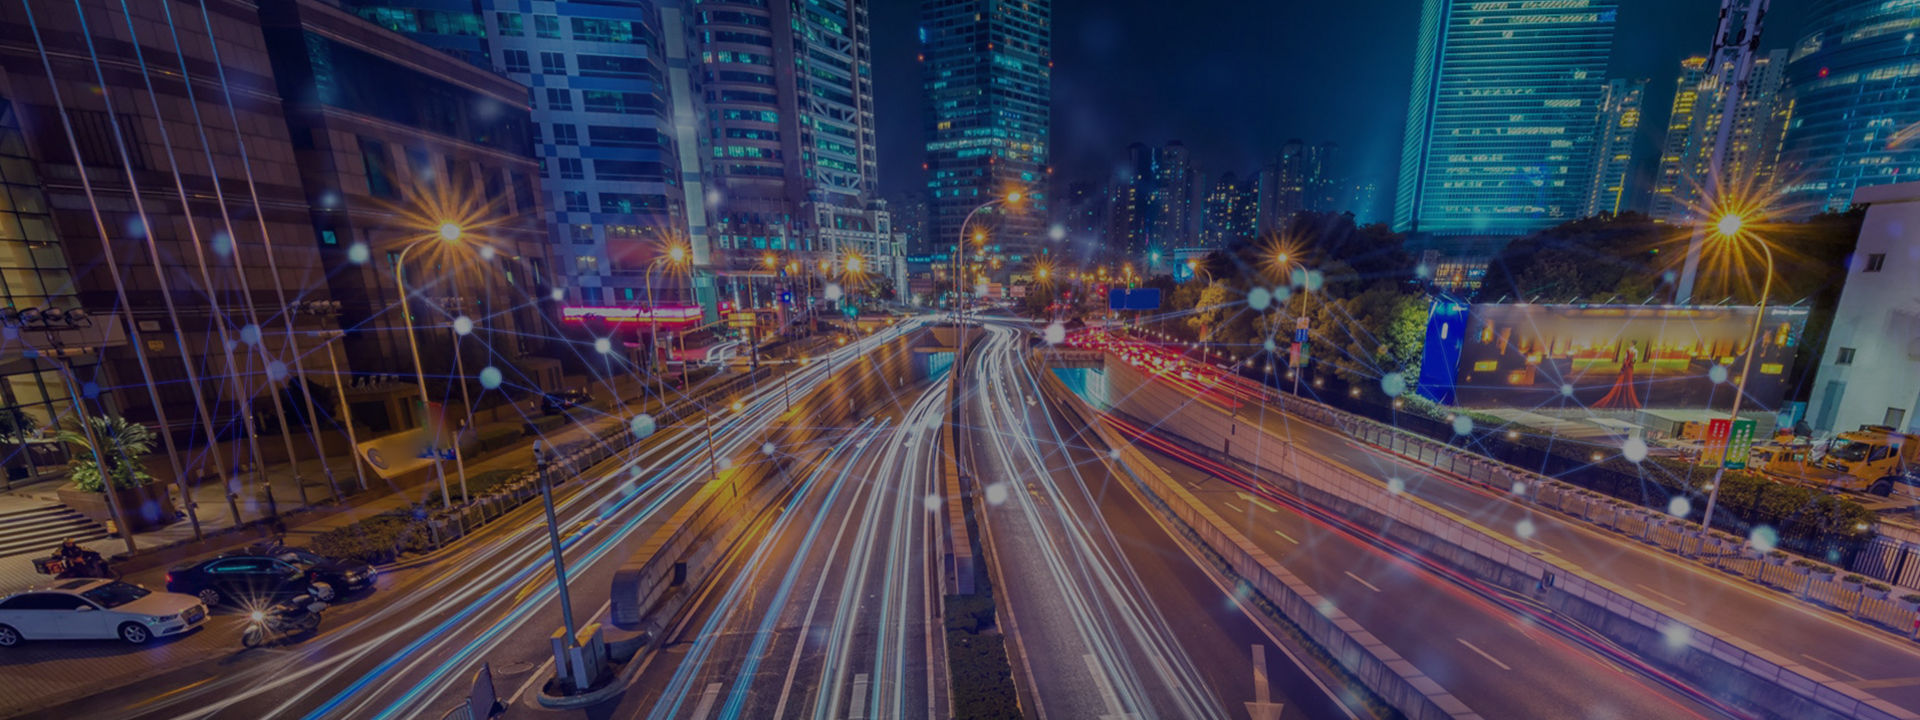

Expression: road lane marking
xmin=1800 ymin=653 xmax=1868 ymax=682
xmin=1223 ymin=501 xmax=1245 ymax=513
xmin=850 ymin=673 xmax=870 ymax=719
xmin=1344 ymin=571 xmax=1382 ymax=593
xmin=1234 ymin=492 xmax=1279 ymax=513
xmin=1851 ymin=676 xmax=1920 ymax=689
xmin=1634 ymin=583 xmax=1688 ymax=607
xmin=1082 ymin=653 xmax=1129 ymax=719
xmin=1273 ymin=529 xmax=1300 ymax=544
xmin=1247 ymin=644 xmax=1286 ymax=720
xmin=1456 ymin=638 xmax=1510 ymax=671
xmin=689 ymin=682 xmax=723 ymax=720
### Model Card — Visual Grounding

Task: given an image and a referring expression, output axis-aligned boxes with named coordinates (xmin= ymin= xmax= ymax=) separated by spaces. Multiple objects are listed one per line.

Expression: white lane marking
xmin=1344 ymin=571 xmax=1382 ymax=593
xmin=1800 ymin=653 xmax=1869 ymax=682
xmin=1223 ymin=501 xmax=1245 ymax=513
xmin=1082 ymin=653 xmax=1129 ymax=719
xmin=1247 ymin=644 xmax=1286 ymax=720
xmin=689 ymin=682 xmax=723 ymax=720
xmin=1634 ymin=583 xmax=1688 ymax=607
xmin=850 ymin=673 xmax=870 ymax=719
xmin=1234 ymin=492 xmax=1280 ymax=513
xmin=1456 ymin=638 xmax=1510 ymax=671
xmin=1273 ymin=529 xmax=1300 ymax=545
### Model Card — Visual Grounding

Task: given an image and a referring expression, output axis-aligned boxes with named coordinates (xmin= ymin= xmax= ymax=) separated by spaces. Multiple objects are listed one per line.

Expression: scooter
xmin=240 ymin=591 xmax=327 ymax=648
xmin=33 ymin=549 xmax=114 ymax=580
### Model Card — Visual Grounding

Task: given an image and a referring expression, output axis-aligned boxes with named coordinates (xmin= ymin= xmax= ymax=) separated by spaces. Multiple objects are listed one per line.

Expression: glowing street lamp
xmin=1697 ymin=210 xmax=1776 ymax=540
xmin=397 ymin=221 xmax=470 ymax=510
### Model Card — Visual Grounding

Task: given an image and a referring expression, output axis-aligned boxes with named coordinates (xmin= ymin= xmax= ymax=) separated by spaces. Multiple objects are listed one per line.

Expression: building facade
xmin=1394 ymin=0 xmax=1618 ymax=239
xmin=1649 ymin=51 xmax=1789 ymax=223
xmin=1807 ymin=181 xmax=1920 ymax=434
xmin=1584 ymin=78 xmax=1645 ymax=217
xmin=921 ymin=0 xmax=1050 ymax=271
xmin=1200 ymin=173 xmax=1260 ymax=247
xmin=1776 ymin=0 xmax=1920 ymax=217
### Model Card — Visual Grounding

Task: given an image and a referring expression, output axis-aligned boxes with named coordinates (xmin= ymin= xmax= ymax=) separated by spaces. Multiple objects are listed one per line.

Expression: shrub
xmin=59 ymin=415 xmax=156 ymax=491
xmin=308 ymin=511 xmax=437 ymax=564
xmin=1791 ymin=558 xmax=1816 ymax=568
xmin=1866 ymin=581 xmax=1891 ymax=592
xmin=1903 ymin=593 xmax=1920 ymax=605
xmin=1841 ymin=574 xmax=1866 ymax=584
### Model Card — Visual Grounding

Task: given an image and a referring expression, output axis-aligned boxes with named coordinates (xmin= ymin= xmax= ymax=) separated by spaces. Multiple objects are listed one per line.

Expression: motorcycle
xmin=240 ymin=592 xmax=327 ymax=648
xmin=33 ymin=549 xmax=114 ymax=580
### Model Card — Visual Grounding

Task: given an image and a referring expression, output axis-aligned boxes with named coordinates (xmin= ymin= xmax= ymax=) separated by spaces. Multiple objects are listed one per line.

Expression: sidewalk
xmin=0 ymin=371 xmax=730 ymax=595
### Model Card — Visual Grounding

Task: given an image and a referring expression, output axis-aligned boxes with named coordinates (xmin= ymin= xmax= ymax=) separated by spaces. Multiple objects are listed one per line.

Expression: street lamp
xmin=951 ymin=190 xmax=1024 ymax=428
xmin=646 ymin=241 xmax=692 ymax=407
xmin=395 ymin=224 xmax=469 ymax=511
xmin=1696 ymin=211 xmax=1773 ymax=542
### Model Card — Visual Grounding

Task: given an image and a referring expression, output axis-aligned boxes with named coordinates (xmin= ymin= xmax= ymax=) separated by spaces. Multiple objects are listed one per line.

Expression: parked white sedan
xmin=0 ymin=579 xmax=207 ymax=646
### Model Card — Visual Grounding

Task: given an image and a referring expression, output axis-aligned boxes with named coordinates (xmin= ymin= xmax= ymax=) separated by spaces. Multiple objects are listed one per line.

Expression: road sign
xmin=1108 ymin=288 xmax=1162 ymax=311
xmin=727 ymin=312 xmax=757 ymax=329
xmin=1294 ymin=328 xmax=1308 ymax=343
xmin=1724 ymin=418 xmax=1757 ymax=469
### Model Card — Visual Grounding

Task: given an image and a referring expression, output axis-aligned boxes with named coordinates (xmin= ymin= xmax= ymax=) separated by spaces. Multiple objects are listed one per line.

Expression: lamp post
xmin=395 ymin=222 xmax=466 ymax=511
xmin=1697 ymin=212 xmax=1774 ymax=543
xmin=532 ymin=442 xmax=578 ymax=645
xmin=951 ymin=192 xmax=1024 ymax=411
xmin=645 ymin=242 xmax=690 ymax=411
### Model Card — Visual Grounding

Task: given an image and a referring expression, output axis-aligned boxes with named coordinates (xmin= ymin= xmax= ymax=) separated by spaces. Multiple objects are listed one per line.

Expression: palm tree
xmin=58 ymin=415 xmax=155 ymax=492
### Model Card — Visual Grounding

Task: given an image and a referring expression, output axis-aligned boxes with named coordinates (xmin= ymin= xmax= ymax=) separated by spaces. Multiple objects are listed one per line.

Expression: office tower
xmin=1585 ymin=78 xmax=1647 ymax=217
xmin=342 ymin=0 xmax=693 ymax=306
xmin=1395 ymin=0 xmax=1618 ymax=238
xmin=922 ymin=0 xmax=1051 ymax=267
xmin=1201 ymin=173 xmax=1260 ymax=247
xmin=1109 ymin=143 xmax=1153 ymax=259
xmin=693 ymin=0 xmax=897 ymax=297
xmin=1777 ymin=0 xmax=1920 ymax=216
xmin=1055 ymin=181 xmax=1111 ymax=266
xmin=1650 ymin=51 xmax=1789 ymax=222
xmin=1347 ymin=181 xmax=1382 ymax=225
xmin=1148 ymin=141 xmax=1196 ymax=254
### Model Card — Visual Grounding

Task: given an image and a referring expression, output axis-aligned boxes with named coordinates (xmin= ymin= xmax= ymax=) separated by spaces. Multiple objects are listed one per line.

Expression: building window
xmin=535 ymin=15 xmax=560 ymax=39
xmin=575 ymin=255 xmax=599 ymax=274
xmin=580 ymin=287 xmax=604 ymax=303
xmin=558 ymin=158 xmax=584 ymax=180
xmin=545 ymin=89 xmax=573 ymax=112
xmin=1866 ymin=253 xmax=1886 ymax=272
xmin=571 ymin=18 xmax=644 ymax=44
xmin=569 ymin=224 xmax=594 ymax=243
xmin=358 ymin=136 xmax=395 ymax=200
xmin=386 ymin=250 xmax=401 ymax=270
xmin=553 ymin=124 xmax=578 ymax=146
xmin=540 ymin=52 xmax=567 ymax=74
xmin=496 ymin=12 xmax=522 ymax=36
xmin=503 ymin=49 xmax=529 ymax=73
xmin=1836 ymin=347 xmax=1856 ymax=365
xmin=564 ymin=191 xmax=589 ymax=213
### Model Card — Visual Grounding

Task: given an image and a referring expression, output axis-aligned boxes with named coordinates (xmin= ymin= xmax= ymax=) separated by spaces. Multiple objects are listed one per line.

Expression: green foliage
xmin=943 ymin=594 xmax=1021 ymax=719
xmin=425 ymin=468 xmax=523 ymax=507
xmin=59 ymin=415 xmax=155 ymax=492
xmin=308 ymin=512 xmax=437 ymax=565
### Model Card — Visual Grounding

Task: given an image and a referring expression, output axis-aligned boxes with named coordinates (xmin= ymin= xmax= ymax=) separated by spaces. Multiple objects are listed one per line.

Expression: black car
xmin=540 ymin=389 xmax=591 ymax=415
xmin=165 ymin=552 xmax=361 ymax=608
xmin=244 ymin=543 xmax=378 ymax=595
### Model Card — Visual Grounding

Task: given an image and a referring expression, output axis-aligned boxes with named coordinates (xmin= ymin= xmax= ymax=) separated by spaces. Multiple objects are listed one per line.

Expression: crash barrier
xmin=1028 ymin=349 xmax=1473 ymax=720
xmin=1098 ymin=353 xmax=1915 ymax=720
xmin=438 ymin=662 xmax=498 ymax=720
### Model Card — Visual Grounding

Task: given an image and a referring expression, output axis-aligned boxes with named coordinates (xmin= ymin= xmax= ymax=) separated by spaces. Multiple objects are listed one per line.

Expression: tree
xmin=59 ymin=415 xmax=155 ymax=492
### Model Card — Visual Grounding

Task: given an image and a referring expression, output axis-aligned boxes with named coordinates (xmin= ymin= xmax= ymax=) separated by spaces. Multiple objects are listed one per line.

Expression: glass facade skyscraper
xmin=1584 ymin=78 xmax=1645 ymax=217
xmin=1395 ymin=0 xmax=1618 ymax=238
xmin=921 ymin=0 xmax=1050 ymax=267
xmin=1776 ymin=0 xmax=1920 ymax=216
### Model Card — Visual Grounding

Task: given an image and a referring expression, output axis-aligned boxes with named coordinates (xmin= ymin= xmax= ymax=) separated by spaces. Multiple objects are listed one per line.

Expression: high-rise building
xmin=1585 ymin=78 xmax=1647 ymax=217
xmin=1777 ymin=0 xmax=1920 ymax=216
xmin=1347 ymin=181 xmax=1382 ymax=226
xmin=342 ymin=0 xmax=694 ymax=306
xmin=1395 ymin=0 xmax=1618 ymax=239
xmin=1649 ymin=51 xmax=1789 ymax=222
xmin=922 ymin=0 xmax=1051 ymax=268
xmin=1201 ymin=173 xmax=1260 ymax=247
xmin=692 ymin=0 xmax=896 ymax=300
xmin=1149 ymin=142 xmax=1196 ymax=250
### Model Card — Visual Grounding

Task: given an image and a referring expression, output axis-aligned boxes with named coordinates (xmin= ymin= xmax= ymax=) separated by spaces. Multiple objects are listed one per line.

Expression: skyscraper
xmin=921 ymin=0 xmax=1051 ymax=267
xmin=1777 ymin=0 xmax=1920 ymax=216
xmin=1201 ymin=173 xmax=1260 ymax=247
xmin=1649 ymin=51 xmax=1789 ymax=222
xmin=1585 ymin=78 xmax=1647 ymax=217
xmin=1148 ymin=141 xmax=1196 ymax=253
xmin=1395 ymin=0 xmax=1619 ymax=238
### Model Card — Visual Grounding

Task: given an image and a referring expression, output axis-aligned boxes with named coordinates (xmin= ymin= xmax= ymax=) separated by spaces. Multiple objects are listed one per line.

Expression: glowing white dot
xmin=478 ymin=246 xmax=496 ymax=261
xmin=1414 ymin=263 xmax=1432 ymax=279
xmin=718 ymin=457 xmax=734 ymax=470
xmin=1749 ymin=525 xmax=1779 ymax=553
xmin=925 ymin=494 xmax=942 ymax=511
xmin=1247 ymin=287 xmax=1272 ymax=311
xmin=1667 ymin=496 xmax=1692 ymax=518
xmin=825 ymin=283 xmax=843 ymax=301
xmin=1108 ymin=448 xmax=1120 ymax=460
xmin=1517 ymin=518 xmax=1537 ymax=538
xmin=1451 ymin=415 xmax=1474 ymax=435
xmin=595 ymin=338 xmax=612 ymax=354
xmin=211 ymin=231 xmax=233 ymax=256
xmin=984 ymin=483 xmax=1009 ymax=505
xmin=1044 ymin=322 xmax=1065 ymax=345
xmin=762 ymin=442 xmax=776 ymax=455
xmin=1560 ymin=383 xmax=1575 ymax=397
xmin=1315 ymin=598 xmax=1336 ymax=616
xmin=550 ymin=288 xmax=565 ymax=301
xmin=1708 ymin=365 xmax=1729 ymax=384
xmin=630 ymin=414 xmax=656 ymax=439
xmin=1381 ymin=372 xmax=1407 ymax=398
xmin=240 ymin=324 xmax=262 ymax=345
xmin=266 ymin=361 xmax=287 ymax=381
xmin=479 ymin=366 xmax=503 ymax=389
xmin=347 ymin=242 xmax=370 ymax=264
xmin=1623 ymin=437 xmax=1648 ymax=463
xmin=1305 ymin=269 xmax=1325 ymax=292
xmin=453 ymin=316 xmax=474 ymax=335
xmin=1511 ymin=481 xmax=1528 ymax=495
xmin=1048 ymin=224 xmax=1066 ymax=241
xmin=1273 ymin=286 xmax=1291 ymax=302
xmin=975 ymin=282 xmax=991 ymax=298
xmin=1387 ymin=477 xmax=1405 ymax=495
xmin=1660 ymin=622 xmax=1693 ymax=651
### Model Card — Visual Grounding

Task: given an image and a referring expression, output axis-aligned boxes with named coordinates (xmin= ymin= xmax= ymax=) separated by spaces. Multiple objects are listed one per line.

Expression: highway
xmin=962 ymin=321 xmax=1358 ymax=720
xmin=14 ymin=321 xmax=926 ymax=720
xmin=604 ymin=376 xmax=948 ymax=720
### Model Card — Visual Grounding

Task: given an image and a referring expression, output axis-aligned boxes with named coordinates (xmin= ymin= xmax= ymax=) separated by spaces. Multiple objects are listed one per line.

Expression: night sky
xmin=872 ymin=0 xmax=1813 ymax=215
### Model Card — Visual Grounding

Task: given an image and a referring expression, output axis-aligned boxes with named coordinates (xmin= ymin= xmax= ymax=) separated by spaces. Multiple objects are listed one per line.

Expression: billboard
xmin=1437 ymin=303 xmax=1808 ymax=409
xmin=1108 ymin=288 xmax=1162 ymax=311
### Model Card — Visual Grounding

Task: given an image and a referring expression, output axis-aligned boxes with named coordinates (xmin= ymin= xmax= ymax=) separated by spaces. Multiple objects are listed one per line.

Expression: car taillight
xmin=164 ymin=572 xmax=173 ymax=585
